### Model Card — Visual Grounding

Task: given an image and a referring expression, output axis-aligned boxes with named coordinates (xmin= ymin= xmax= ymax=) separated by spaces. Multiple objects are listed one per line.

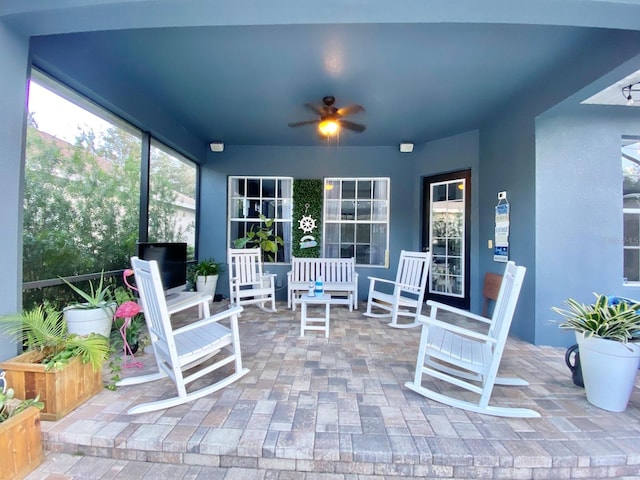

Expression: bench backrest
xmin=291 ymin=257 xmax=355 ymax=283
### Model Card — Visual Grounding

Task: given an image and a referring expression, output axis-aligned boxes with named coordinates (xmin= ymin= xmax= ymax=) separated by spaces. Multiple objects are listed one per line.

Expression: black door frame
xmin=421 ymin=169 xmax=471 ymax=309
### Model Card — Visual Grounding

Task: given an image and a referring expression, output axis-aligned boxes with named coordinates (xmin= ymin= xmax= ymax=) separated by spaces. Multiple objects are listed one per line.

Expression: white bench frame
xmin=287 ymin=256 xmax=358 ymax=311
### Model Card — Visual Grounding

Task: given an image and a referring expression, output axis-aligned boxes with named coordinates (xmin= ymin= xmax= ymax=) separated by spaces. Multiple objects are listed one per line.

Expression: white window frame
xmin=322 ymin=177 xmax=390 ymax=267
xmin=227 ymin=176 xmax=293 ymax=263
xmin=622 ymin=137 xmax=640 ymax=285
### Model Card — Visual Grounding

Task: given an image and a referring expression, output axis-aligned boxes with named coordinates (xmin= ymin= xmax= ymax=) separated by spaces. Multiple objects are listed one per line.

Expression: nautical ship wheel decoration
xmin=298 ymin=203 xmax=318 ymax=249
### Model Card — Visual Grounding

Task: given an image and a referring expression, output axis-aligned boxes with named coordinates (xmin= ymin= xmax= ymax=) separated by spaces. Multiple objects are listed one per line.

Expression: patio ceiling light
xmin=622 ymin=82 xmax=640 ymax=105
xmin=318 ymin=119 xmax=339 ymax=136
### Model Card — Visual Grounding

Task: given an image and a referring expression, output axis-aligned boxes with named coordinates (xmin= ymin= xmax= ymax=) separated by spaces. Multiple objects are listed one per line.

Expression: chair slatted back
xmin=487 ymin=261 xmax=526 ymax=346
xmin=395 ymin=250 xmax=432 ymax=294
xmin=130 ymin=256 xmax=179 ymax=378
xmin=229 ymin=248 xmax=264 ymax=286
xmin=291 ymin=257 xmax=355 ymax=283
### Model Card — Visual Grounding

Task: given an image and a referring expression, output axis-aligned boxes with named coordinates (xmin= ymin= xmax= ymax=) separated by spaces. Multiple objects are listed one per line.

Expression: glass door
xmin=422 ymin=170 xmax=470 ymax=309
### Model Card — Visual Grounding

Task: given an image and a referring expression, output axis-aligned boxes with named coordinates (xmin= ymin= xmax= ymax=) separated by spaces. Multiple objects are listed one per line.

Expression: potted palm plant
xmin=61 ymin=271 xmax=115 ymax=338
xmin=0 ymin=305 xmax=109 ymax=420
xmin=190 ymin=258 xmax=224 ymax=298
xmin=0 ymin=373 xmax=44 ymax=480
xmin=553 ymin=293 xmax=640 ymax=412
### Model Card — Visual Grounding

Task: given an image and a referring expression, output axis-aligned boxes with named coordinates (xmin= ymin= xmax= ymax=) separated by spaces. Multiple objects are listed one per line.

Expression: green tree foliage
xmin=23 ymin=125 xmax=195 ymax=309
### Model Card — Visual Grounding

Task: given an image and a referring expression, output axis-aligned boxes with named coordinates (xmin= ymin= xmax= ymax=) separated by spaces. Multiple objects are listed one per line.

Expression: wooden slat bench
xmin=287 ymin=257 xmax=358 ymax=311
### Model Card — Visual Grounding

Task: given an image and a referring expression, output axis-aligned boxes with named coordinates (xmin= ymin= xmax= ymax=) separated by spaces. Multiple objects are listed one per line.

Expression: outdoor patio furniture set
xmin=121 ymin=247 xmax=537 ymax=419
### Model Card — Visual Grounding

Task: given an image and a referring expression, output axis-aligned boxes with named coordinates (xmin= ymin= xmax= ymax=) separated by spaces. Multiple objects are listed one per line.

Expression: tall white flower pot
xmin=63 ymin=303 xmax=115 ymax=339
xmin=196 ymin=275 xmax=218 ymax=298
xmin=576 ymin=332 xmax=640 ymax=412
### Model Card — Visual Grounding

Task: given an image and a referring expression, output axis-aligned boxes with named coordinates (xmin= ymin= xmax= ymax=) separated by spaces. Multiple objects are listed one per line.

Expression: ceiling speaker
xmin=399 ymin=142 xmax=414 ymax=153
xmin=209 ymin=142 xmax=224 ymax=152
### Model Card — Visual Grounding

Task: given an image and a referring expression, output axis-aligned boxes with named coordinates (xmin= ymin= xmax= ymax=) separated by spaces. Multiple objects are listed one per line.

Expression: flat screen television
xmin=136 ymin=242 xmax=187 ymax=296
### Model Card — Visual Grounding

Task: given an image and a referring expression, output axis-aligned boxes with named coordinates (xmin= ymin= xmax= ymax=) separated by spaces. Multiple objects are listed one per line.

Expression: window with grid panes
xmin=323 ymin=178 xmax=389 ymax=266
xmin=228 ymin=176 xmax=292 ymax=263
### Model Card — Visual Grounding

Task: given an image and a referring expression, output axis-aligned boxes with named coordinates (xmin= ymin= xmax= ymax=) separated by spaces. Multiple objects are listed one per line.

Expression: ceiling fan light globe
xmin=319 ymin=119 xmax=339 ymax=136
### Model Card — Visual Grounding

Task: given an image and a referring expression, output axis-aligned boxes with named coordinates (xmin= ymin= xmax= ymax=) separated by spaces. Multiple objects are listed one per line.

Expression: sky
xmin=28 ymin=81 xmax=111 ymax=144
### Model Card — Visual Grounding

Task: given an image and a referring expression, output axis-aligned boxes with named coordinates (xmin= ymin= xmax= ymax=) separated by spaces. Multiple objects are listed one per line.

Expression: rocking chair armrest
xmin=173 ymin=305 xmax=244 ymax=335
xmin=426 ymin=300 xmax=492 ymax=325
xmin=417 ymin=314 xmax=496 ymax=344
xmin=367 ymin=277 xmax=416 ymax=291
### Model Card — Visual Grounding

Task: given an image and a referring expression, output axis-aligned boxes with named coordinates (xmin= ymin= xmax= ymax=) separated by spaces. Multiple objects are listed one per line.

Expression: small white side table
xmin=299 ymin=293 xmax=332 ymax=338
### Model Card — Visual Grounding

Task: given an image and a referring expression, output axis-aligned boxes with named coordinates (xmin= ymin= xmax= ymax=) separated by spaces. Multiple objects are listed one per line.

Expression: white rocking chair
xmin=117 ymin=256 xmax=249 ymax=415
xmin=405 ymin=261 xmax=540 ymax=418
xmin=228 ymin=247 xmax=277 ymax=312
xmin=364 ymin=250 xmax=432 ymax=328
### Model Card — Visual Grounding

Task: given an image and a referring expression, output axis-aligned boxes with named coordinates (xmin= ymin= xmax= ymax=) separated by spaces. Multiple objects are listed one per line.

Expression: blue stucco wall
xmin=479 ymin=113 xmax=537 ymax=342
xmin=199 ymin=135 xmax=480 ymax=303
xmin=535 ymin=105 xmax=640 ymax=346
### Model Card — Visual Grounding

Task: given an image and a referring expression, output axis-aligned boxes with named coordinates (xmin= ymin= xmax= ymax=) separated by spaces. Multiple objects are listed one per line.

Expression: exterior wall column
xmin=0 ymin=21 xmax=29 ymax=360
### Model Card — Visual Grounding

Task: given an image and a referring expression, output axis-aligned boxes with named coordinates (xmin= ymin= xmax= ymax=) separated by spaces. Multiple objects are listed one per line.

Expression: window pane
xmin=325 ymin=180 xmax=340 ymax=199
xmin=341 ymin=200 xmax=355 ymax=220
xmin=356 ymin=200 xmax=372 ymax=221
xmin=23 ymin=75 xmax=142 ymax=308
xmin=247 ymin=178 xmax=260 ymax=197
xmin=356 ymin=245 xmax=370 ymax=263
xmin=622 ymin=139 xmax=640 ymax=283
xmin=357 ymin=180 xmax=372 ymax=199
xmin=323 ymin=177 xmax=389 ymax=266
xmin=341 ymin=223 xmax=355 ymax=243
xmin=342 ymin=181 xmax=356 ymax=199
xmin=262 ymin=179 xmax=276 ymax=197
xmin=325 ymin=199 xmax=340 ymax=221
xmin=429 ymin=178 xmax=466 ymax=297
xmin=228 ymin=176 xmax=292 ymax=263
xmin=373 ymin=179 xmax=388 ymax=200
xmin=356 ymin=223 xmax=371 ymax=243
xmin=372 ymin=200 xmax=387 ymax=221
xmin=149 ymin=142 xmax=197 ymax=260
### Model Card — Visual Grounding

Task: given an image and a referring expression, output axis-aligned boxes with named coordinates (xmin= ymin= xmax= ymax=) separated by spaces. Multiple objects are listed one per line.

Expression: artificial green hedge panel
xmin=292 ymin=179 xmax=323 ymax=258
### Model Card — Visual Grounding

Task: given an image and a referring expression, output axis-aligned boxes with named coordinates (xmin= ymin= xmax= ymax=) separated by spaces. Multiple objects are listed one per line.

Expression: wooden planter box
xmin=0 ymin=351 xmax=103 ymax=421
xmin=0 ymin=406 xmax=43 ymax=480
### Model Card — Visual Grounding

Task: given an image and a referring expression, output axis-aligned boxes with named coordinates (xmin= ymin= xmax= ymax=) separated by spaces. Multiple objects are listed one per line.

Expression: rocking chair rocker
xmin=117 ymin=257 xmax=249 ymax=415
xmin=405 ymin=261 xmax=540 ymax=418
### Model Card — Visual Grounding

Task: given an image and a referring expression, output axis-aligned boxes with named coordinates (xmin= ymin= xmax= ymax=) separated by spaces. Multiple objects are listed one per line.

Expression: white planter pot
xmin=64 ymin=303 xmax=115 ymax=339
xmin=196 ymin=275 xmax=218 ymax=298
xmin=576 ymin=332 xmax=640 ymax=412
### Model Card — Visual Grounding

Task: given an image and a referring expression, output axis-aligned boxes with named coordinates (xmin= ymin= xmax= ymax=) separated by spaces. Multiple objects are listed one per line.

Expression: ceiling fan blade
xmin=338 ymin=119 xmax=366 ymax=133
xmin=337 ymin=104 xmax=365 ymax=117
xmin=304 ymin=103 xmax=324 ymax=116
xmin=288 ymin=119 xmax=320 ymax=128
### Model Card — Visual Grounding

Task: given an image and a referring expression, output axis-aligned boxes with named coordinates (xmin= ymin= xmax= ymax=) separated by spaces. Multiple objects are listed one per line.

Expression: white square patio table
xmin=298 ymin=293 xmax=334 ymax=338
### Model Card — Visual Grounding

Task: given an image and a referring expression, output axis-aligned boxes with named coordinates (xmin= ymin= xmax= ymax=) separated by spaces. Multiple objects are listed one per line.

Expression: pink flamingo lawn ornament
xmin=114 ymin=269 xmax=144 ymax=369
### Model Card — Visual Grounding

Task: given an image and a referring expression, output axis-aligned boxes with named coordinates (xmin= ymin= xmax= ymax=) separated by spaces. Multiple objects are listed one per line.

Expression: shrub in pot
xmin=190 ymin=258 xmax=224 ymax=298
xmin=0 ymin=305 xmax=109 ymax=420
xmin=0 ymin=373 xmax=45 ymax=480
xmin=61 ymin=271 xmax=115 ymax=338
xmin=553 ymin=293 xmax=640 ymax=412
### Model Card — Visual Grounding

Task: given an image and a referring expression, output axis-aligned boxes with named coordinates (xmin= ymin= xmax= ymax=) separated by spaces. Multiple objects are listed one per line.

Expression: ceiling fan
xmin=288 ymin=96 xmax=366 ymax=136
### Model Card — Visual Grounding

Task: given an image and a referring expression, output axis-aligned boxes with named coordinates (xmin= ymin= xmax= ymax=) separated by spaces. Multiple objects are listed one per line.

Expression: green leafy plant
xmin=189 ymin=258 xmax=225 ymax=283
xmin=60 ymin=271 xmax=114 ymax=309
xmin=0 ymin=385 xmax=44 ymax=423
xmin=0 ymin=305 xmax=110 ymax=371
xmin=234 ymin=214 xmax=284 ymax=262
xmin=553 ymin=293 xmax=640 ymax=343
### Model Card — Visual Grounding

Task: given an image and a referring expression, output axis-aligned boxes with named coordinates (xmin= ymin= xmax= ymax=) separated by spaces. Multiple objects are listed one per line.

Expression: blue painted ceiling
xmin=4 ymin=1 xmax=640 ymax=148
